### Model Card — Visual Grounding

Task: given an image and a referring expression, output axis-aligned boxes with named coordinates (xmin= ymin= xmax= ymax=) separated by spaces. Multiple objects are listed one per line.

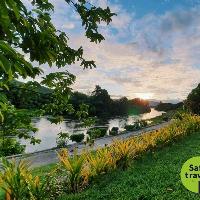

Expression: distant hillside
xmin=4 ymin=80 xmax=52 ymax=109
xmin=155 ymin=102 xmax=183 ymax=112
xmin=9 ymin=80 xmax=52 ymax=94
xmin=3 ymin=82 xmax=151 ymax=118
xmin=148 ymin=100 xmax=160 ymax=108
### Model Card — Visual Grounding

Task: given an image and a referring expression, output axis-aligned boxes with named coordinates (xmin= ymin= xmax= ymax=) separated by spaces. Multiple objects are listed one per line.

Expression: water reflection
xmin=20 ymin=108 xmax=164 ymax=153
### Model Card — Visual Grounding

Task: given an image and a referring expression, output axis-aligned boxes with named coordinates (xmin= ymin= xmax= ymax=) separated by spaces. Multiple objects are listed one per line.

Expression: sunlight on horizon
xmin=134 ymin=92 xmax=154 ymax=100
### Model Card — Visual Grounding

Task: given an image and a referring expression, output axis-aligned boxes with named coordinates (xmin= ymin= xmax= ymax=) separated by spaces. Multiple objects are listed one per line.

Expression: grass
xmin=58 ymin=131 xmax=200 ymax=200
xmin=31 ymin=163 xmax=57 ymax=177
xmin=0 ymin=114 xmax=200 ymax=199
xmin=149 ymin=110 xmax=176 ymax=125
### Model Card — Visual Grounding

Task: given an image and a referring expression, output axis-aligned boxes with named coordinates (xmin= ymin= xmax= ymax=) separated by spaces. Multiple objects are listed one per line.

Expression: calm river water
xmin=20 ymin=108 xmax=164 ymax=153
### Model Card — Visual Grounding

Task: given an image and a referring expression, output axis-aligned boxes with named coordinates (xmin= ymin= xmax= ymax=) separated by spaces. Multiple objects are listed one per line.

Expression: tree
xmin=69 ymin=91 xmax=90 ymax=112
xmin=0 ymin=0 xmax=115 ymax=100
xmin=91 ymin=85 xmax=112 ymax=116
xmin=155 ymin=102 xmax=183 ymax=112
xmin=111 ymin=97 xmax=129 ymax=115
xmin=4 ymin=80 xmax=52 ymax=109
xmin=0 ymin=0 xmax=115 ymax=155
xmin=185 ymin=83 xmax=200 ymax=115
xmin=0 ymin=0 xmax=115 ymax=85
xmin=0 ymin=103 xmax=40 ymax=156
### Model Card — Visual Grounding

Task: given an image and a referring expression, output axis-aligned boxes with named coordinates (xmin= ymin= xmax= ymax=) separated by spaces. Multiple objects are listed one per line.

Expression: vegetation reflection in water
xmin=20 ymin=108 xmax=164 ymax=153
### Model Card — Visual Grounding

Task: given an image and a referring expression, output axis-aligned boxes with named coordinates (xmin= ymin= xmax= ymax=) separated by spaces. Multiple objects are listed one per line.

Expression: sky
xmin=24 ymin=0 xmax=200 ymax=101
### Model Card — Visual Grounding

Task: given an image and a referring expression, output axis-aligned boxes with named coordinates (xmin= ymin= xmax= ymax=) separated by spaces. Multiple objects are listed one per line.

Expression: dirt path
xmin=6 ymin=121 xmax=170 ymax=168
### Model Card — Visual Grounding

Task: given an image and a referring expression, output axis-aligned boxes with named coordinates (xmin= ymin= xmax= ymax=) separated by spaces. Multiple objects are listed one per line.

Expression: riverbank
xmin=1 ymin=113 xmax=199 ymax=200
xmin=7 ymin=121 xmax=170 ymax=168
xmin=58 ymin=130 xmax=200 ymax=200
xmin=20 ymin=108 xmax=165 ymax=153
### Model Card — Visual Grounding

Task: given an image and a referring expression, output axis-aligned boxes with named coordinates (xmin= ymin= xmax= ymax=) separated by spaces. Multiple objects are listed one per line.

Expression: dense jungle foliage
xmin=155 ymin=102 xmax=183 ymax=112
xmin=4 ymin=81 xmax=151 ymax=118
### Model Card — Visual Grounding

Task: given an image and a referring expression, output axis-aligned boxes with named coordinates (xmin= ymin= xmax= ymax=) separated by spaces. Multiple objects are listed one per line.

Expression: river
xmin=20 ymin=108 xmax=164 ymax=153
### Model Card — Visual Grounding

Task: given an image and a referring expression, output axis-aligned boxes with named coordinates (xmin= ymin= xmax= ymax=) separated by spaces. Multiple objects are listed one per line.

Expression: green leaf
xmin=0 ymin=41 xmax=16 ymax=55
xmin=0 ymin=111 xmax=4 ymax=122
xmin=0 ymin=54 xmax=11 ymax=74
xmin=0 ymin=93 xmax=8 ymax=103
xmin=6 ymin=0 xmax=20 ymax=20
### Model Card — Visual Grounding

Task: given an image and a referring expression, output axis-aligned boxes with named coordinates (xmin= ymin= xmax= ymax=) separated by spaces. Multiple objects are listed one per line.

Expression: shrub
xmin=124 ymin=124 xmax=136 ymax=131
xmin=70 ymin=133 xmax=84 ymax=143
xmin=139 ymin=120 xmax=148 ymax=127
xmin=124 ymin=124 xmax=139 ymax=131
xmin=111 ymin=139 xmax=136 ymax=170
xmin=56 ymin=132 xmax=69 ymax=148
xmin=99 ymin=128 xmax=107 ymax=136
xmin=162 ymin=116 xmax=169 ymax=121
xmin=26 ymin=175 xmax=50 ymax=200
xmin=87 ymin=128 xmax=107 ymax=139
xmin=87 ymin=129 xmax=100 ymax=139
xmin=0 ymin=158 xmax=30 ymax=199
xmin=124 ymin=120 xmax=148 ymax=132
xmin=87 ymin=148 xmax=116 ymax=177
xmin=0 ymin=158 xmax=55 ymax=200
xmin=0 ymin=138 xmax=25 ymax=156
xmin=44 ymin=168 xmax=66 ymax=200
xmin=109 ymin=127 xmax=119 ymax=136
xmin=57 ymin=149 xmax=89 ymax=193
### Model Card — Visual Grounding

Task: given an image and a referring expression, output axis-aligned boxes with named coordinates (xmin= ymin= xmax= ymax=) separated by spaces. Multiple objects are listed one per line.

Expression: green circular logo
xmin=181 ymin=157 xmax=200 ymax=193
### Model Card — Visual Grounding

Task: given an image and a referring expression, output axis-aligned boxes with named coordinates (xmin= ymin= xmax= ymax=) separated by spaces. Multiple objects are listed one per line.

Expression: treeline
xmin=4 ymin=81 xmax=151 ymax=118
xmin=155 ymin=102 xmax=183 ymax=112
xmin=154 ymin=82 xmax=200 ymax=115
xmin=185 ymin=83 xmax=200 ymax=115
xmin=4 ymin=80 xmax=52 ymax=109
xmin=70 ymin=85 xmax=151 ymax=117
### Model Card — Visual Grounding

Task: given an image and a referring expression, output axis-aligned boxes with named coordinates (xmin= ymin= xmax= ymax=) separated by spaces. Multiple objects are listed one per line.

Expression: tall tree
xmin=185 ymin=83 xmax=200 ymax=115
xmin=91 ymin=85 xmax=112 ymax=116
xmin=0 ymin=0 xmax=115 ymax=152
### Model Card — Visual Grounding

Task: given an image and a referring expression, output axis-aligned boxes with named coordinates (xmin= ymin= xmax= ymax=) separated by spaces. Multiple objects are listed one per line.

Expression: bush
xmin=87 ymin=148 xmax=116 ymax=177
xmin=99 ymin=128 xmax=107 ymax=136
xmin=44 ymin=171 xmax=66 ymax=200
xmin=139 ymin=120 xmax=148 ymax=127
xmin=56 ymin=132 xmax=69 ymax=148
xmin=124 ymin=120 xmax=148 ymax=132
xmin=124 ymin=124 xmax=135 ymax=131
xmin=0 ymin=138 xmax=25 ymax=156
xmin=70 ymin=133 xmax=84 ymax=143
xmin=58 ymin=113 xmax=200 ymax=193
xmin=109 ymin=127 xmax=119 ymax=136
xmin=162 ymin=116 xmax=169 ymax=121
xmin=124 ymin=123 xmax=140 ymax=131
xmin=0 ymin=158 xmax=56 ymax=200
xmin=87 ymin=128 xmax=107 ymax=139
xmin=111 ymin=139 xmax=136 ymax=170
xmin=57 ymin=149 xmax=89 ymax=193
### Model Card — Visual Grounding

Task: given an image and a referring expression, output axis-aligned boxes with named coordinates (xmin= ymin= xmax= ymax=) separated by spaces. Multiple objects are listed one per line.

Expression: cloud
xmin=62 ymin=22 xmax=75 ymax=29
xmin=66 ymin=5 xmax=200 ymax=101
xmin=22 ymin=0 xmax=200 ymax=101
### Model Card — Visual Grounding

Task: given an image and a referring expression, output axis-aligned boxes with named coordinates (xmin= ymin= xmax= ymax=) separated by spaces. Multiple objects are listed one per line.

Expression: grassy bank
xmin=59 ymin=131 xmax=200 ymax=200
xmin=1 ymin=113 xmax=200 ymax=200
xmin=149 ymin=110 xmax=176 ymax=125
